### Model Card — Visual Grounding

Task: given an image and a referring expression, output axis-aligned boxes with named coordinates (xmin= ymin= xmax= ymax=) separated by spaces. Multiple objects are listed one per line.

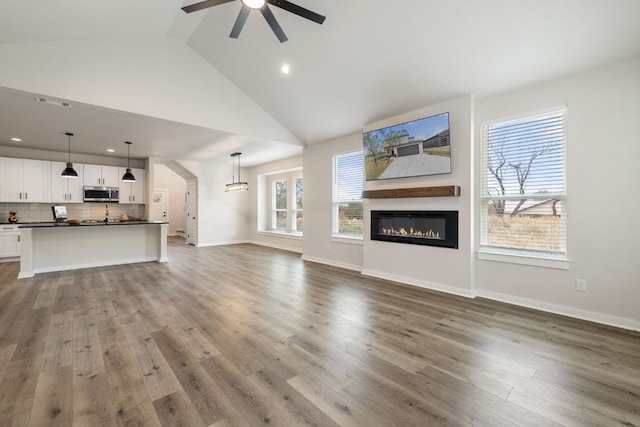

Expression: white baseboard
xmin=27 ymin=256 xmax=159 ymax=276
xmin=250 ymin=240 xmax=303 ymax=254
xmin=361 ymin=268 xmax=476 ymax=298
xmin=476 ymin=290 xmax=640 ymax=332
xmin=196 ymin=239 xmax=248 ymax=248
xmin=300 ymin=254 xmax=362 ymax=272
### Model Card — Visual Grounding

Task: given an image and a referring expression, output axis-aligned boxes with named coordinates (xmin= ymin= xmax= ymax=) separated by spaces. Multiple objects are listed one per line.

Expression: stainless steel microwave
xmin=83 ymin=186 xmax=119 ymax=202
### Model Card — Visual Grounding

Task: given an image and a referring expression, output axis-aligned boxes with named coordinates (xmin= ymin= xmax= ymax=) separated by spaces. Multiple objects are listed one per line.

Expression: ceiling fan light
xmin=242 ymin=0 xmax=265 ymax=9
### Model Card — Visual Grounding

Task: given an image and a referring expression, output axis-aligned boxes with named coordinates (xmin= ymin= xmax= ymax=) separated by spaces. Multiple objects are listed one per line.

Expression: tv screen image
xmin=363 ymin=112 xmax=451 ymax=181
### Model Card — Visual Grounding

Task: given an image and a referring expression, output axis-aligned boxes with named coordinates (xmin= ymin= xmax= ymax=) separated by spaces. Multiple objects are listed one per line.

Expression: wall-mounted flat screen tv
xmin=363 ymin=112 xmax=451 ymax=181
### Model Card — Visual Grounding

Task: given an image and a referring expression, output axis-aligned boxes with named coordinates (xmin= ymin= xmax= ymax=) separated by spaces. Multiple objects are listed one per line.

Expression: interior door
xmin=186 ymin=182 xmax=196 ymax=246
xmin=152 ymin=189 xmax=168 ymax=223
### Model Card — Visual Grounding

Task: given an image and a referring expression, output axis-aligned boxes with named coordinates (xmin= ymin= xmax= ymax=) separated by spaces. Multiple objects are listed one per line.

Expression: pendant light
xmin=61 ymin=132 xmax=79 ymax=178
xmin=121 ymin=141 xmax=136 ymax=182
xmin=225 ymin=152 xmax=248 ymax=192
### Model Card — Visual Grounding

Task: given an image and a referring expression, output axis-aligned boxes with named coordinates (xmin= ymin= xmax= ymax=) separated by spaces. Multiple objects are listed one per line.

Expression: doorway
xmin=152 ymin=189 xmax=168 ymax=224
xmin=186 ymin=181 xmax=197 ymax=246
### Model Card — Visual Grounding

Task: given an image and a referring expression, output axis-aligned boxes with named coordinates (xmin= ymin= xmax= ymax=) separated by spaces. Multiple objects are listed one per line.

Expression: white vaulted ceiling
xmin=1 ymin=0 xmax=640 ymax=165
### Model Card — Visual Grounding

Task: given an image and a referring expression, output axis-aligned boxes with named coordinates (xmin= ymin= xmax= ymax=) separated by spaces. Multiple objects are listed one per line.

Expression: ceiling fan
xmin=182 ymin=0 xmax=326 ymax=43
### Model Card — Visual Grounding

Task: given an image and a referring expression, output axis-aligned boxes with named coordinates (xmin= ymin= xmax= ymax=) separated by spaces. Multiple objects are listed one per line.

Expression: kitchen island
xmin=18 ymin=221 xmax=168 ymax=278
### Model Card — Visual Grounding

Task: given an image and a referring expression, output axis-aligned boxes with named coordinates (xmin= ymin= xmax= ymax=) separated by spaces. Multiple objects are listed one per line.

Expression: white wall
xmin=248 ymin=155 xmax=303 ymax=253
xmin=302 ymin=133 xmax=364 ymax=271
xmin=474 ymin=57 xmax=640 ymax=329
xmin=301 ymin=58 xmax=640 ymax=330
xmin=179 ymin=159 xmax=249 ymax=247
xmin=362 ymin=96 xmax=475 ymax=297
xmin=154 ymin=164 xmax=187 ymax=236
xmin=0 ymin=36 xmax=299 ymax=145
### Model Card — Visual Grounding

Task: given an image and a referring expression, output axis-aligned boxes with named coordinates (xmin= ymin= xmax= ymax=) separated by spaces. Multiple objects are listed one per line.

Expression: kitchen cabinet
xmin=118 ymin=168 xmax=145 ymax=204
xmin=51 ymin=161 xmax=84 ymax=203
xmin=83 ymin=164 xmax=120 ymax=187
xmin=0 ymin=157 xmax=51 ymax=202
xmin=0 ymin=225 xmax=20 ymax=258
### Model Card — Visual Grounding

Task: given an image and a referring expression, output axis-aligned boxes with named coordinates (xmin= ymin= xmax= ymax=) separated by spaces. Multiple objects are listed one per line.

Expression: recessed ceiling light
xmin=107 ymin=148 xmax=115 ymax=153
xmin=11 ymin=137 xmax=22 ymax=142
xmin=281 ymin=64 xmax=291 ymax=74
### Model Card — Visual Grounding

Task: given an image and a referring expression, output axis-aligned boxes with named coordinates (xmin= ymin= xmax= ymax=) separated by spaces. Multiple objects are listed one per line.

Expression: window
xmin=294 ymin=177 xmax=303 ymax=232
xmin=265 ymin=170 xmax=303 ymax=235
xmin=480 ymin=106 xmax=567 ymax=256
xmin=272 ymin=179 xmax=287 ymax=231
xmin=333 ymin=151 xmax=364 ymax=237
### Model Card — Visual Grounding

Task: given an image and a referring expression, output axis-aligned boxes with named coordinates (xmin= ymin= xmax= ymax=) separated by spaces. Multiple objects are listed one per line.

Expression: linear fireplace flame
xmin=380 ymin=226 xmax=441 ymax=240
xmin=371 ymin=210 xmax=458 ymax=249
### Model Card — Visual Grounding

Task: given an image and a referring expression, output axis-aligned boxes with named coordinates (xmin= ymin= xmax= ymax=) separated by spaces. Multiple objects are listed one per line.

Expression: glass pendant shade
xmin=121 ymin=141 xmax=136 ymax=182
xmin=61 ymin=132 xmax=79 ymax=179
xmin=226 ymin=152 xmax=249 ymax=192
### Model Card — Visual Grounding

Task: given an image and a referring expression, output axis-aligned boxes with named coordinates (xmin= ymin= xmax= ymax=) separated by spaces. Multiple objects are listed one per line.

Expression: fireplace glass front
xmin=371 ymin=210 xmax=458 ymax=249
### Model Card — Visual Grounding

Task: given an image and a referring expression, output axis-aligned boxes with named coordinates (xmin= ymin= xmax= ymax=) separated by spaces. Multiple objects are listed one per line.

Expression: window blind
xmin=480 ymin=107 xmax=567 ymax=254
xmin=336 ymin=152 xmax=363 ymax=202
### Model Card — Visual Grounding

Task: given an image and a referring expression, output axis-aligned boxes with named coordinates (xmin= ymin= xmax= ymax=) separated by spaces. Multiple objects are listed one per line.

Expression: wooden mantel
xmin=362 ymin=185 xmax=460 ymax=199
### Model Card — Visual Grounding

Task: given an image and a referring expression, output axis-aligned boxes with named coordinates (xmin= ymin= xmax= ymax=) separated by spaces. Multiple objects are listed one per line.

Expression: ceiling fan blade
xmin=182 ymin=0 xmax=235 ymax=14
xmin=261 ymin=6 xmax=288 ymax=43
xmin=230 ymin=6 xmax=251 ymax=38
xmin=267 ymin=0 xmax=325 ymax=25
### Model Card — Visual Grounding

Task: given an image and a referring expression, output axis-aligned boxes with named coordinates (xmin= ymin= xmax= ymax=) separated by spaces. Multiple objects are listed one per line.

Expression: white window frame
xmin=292 ymin=177 xmax=304 ymax=233
xmin=333 ymin=150 xmax=364 ymax=240
xmin=266 ymin=170 xmax=303 ymax=236
xmin=478 ymin=105 xmax=569 ymax=269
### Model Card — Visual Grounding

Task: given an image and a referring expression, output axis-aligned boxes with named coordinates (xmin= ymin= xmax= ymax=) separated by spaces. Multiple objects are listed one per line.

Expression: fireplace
xmin=371 ymin=210 xmax=458 ymax=249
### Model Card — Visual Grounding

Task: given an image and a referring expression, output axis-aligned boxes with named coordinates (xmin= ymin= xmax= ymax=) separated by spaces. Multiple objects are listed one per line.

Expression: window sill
xmin=257 ymin=230 xmax=303 ymax=240
xmin=331 ymin=235 xmax=363 ymax=245
xmin=477 ymin=248 xmax=570 ymax=270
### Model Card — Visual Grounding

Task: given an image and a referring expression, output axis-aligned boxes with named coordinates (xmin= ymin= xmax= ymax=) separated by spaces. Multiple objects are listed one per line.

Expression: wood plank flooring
xmin=1 ymin=237 xmax=640 ymax=426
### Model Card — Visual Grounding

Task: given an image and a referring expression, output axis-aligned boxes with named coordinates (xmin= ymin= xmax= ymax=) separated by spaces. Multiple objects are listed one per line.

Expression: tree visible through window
xmin=333 ymin=151 xmax=364 ymax=237
xmin=266 ymin=171 xmax=302 ymax=235
xmin=480 ymin=107 xmax=567 ymax=254
xmin=294 ymin=178 xmax=303 ymax=232
xmin=273 ymin=179 xmax=287 ymax=230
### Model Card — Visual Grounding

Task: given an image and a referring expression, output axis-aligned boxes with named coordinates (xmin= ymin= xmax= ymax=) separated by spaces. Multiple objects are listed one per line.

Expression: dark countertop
xmin=18 ymin=220 xmax=168 ymax=228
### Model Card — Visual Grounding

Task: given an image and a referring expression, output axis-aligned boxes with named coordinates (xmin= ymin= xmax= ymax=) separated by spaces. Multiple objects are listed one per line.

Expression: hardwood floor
xmin=1 ymin=237 xmax=639 ymax=426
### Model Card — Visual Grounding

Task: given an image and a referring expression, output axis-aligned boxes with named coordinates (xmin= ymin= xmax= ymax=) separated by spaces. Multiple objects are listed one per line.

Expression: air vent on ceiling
xmin=35 ymin=97 xmax=72 ymax=108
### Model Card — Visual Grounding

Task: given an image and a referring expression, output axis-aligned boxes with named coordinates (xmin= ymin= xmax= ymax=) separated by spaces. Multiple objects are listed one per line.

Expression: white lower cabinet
xmin=0 ymin=225 xmax=20 ymax=258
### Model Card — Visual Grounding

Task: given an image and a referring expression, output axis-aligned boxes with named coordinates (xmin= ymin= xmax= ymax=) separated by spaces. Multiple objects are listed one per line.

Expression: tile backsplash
xmin=0 ymin=203 xmax=144 ymax=223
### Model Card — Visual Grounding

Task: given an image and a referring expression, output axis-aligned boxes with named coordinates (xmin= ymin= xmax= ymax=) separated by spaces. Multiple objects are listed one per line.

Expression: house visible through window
xmin=480 ymin=106 xmax=567 ymax=255
xmin=333 ymin=151 xmax=364 ymax=238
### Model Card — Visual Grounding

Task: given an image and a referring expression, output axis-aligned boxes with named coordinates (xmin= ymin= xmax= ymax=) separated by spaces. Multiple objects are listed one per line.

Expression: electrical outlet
xmin=576 ymin=279 xmax=587 ymax=292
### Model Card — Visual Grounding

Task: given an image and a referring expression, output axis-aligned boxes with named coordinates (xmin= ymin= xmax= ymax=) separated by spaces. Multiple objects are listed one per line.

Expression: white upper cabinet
xmin=83 ymin=164 xmax=120 ymax=187
xmin=118 ymin=167 xmax=145 ymax=204
xmin=0 ymin=157 xmax=50 ymax=203
xmin=51 ymin=161 xmax=84 ymax=203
